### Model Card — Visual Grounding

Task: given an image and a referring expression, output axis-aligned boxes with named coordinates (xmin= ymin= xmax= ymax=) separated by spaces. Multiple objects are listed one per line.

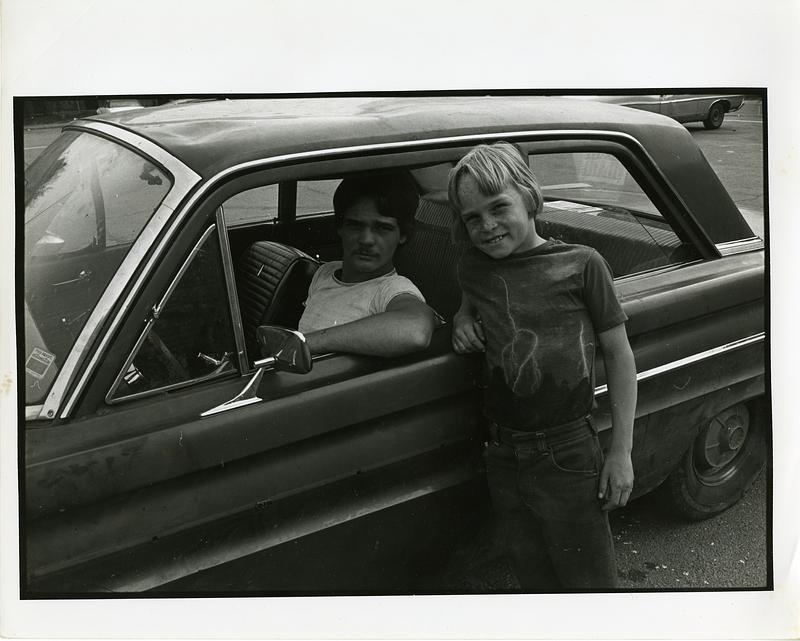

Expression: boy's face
xmin=456 ymin=175 xmax=541 ymax=259
xmin=338 ymin=196 xmax=406 ymax=282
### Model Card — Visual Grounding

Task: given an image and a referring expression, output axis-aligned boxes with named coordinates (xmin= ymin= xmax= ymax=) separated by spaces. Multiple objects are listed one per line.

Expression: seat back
xmin=394 ymin=192 xmax=465 ymax=321
xmin=236 ymin=241 xmax=320 ymax=356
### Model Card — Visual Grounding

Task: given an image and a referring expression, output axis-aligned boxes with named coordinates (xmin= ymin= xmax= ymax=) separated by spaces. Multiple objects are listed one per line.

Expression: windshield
xmin=24 ymin=130 xmax=172 ymax=406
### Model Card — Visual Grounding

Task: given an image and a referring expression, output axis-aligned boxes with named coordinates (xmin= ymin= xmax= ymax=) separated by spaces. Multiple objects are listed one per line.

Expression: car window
xmin=222 ymin=184 xmax=278 ymax=226
xmin=297 ymin=179 xmax=339 ymax=217
xmin=530 ymin=152 xmax=700 ymax=277
xmin=108 ymin=227 xmax=237 ymax=401
xmin=221 ymin=179 xmax=339 ymax=228
xmin=24 ymin=130 xmax=172 ymax=405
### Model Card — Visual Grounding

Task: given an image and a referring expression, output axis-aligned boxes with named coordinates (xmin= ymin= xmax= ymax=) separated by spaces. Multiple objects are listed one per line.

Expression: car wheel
xmin=703 ymin=102 xmax=726 ymax=129
xmin=663 ymin=400 xmax=766 ymax=520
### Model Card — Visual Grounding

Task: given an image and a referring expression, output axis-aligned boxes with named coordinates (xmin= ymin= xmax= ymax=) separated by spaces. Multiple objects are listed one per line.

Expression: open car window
xmin=530 ymin=152 xmax=701 ymax=277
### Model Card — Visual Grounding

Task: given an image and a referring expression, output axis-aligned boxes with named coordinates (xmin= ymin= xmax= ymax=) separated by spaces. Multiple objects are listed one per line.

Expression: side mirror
xmin=256 ymin=326 xmax=312 ymax=374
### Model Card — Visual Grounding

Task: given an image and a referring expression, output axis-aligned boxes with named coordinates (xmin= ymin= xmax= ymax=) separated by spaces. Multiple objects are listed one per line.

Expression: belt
xmin=488 ymin=415 xmax=596 ymax=451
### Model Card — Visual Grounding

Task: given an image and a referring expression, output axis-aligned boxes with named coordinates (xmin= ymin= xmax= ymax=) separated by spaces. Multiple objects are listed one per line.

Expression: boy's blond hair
xmin=448 ymin=142 xmax=543 ymax=242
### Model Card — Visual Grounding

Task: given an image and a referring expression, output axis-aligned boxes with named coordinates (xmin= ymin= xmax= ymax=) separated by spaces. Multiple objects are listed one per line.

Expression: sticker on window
xmin=26 ymin=348 xmax=55 ymax=381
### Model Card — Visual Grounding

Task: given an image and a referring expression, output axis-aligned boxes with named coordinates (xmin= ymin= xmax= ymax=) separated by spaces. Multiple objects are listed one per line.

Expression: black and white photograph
xmin=2 ymin=2 xmax=798 ymax=640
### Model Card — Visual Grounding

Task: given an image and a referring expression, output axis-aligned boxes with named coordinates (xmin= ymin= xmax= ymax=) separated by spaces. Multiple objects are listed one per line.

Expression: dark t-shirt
xmin=458 ymin=239 xmax=628 ymax=430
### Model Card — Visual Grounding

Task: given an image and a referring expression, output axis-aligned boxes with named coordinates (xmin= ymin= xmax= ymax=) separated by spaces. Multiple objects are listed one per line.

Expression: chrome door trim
xmin=594 ymin=332 xmax=765 ymax=397
xmin=35 ymin=127 xmax=201 ymax=421
xmin=215 ymin=208 xmax=249 ymax=373
xmin=716 ymin=238 xmax=765 ymax=256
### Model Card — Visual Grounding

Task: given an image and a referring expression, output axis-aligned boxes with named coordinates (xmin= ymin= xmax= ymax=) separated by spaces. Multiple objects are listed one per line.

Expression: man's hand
xmin=452 ymin=311 xmax=485 ymax=353
xmin=598 ymin=449 xmax=634 ymax=510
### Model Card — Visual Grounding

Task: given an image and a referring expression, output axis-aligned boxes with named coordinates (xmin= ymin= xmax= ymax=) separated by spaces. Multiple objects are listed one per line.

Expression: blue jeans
xmin=484 ymin=415 xmax=619 ymax=591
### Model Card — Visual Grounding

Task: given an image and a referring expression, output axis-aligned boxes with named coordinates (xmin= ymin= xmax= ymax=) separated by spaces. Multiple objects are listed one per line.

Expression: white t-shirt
xmin=298 ymin=261 xmax=425 ymax=334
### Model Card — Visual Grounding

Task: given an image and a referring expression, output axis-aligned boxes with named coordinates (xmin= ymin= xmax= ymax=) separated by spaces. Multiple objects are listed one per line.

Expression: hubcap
xmin=694 ymin=404 xmax=750 ymax=481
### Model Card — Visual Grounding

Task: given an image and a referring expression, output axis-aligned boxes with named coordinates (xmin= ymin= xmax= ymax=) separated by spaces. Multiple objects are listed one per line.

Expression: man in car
xmin=297 ymin=171 xmax=438 ymax=356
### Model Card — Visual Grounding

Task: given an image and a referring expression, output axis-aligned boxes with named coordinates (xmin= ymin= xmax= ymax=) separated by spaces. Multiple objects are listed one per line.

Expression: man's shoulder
xmin=318 ymin=261 xmax=342 ymax=278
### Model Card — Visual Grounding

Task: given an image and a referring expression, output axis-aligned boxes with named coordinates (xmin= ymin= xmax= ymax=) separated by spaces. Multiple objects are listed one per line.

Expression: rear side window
xmin=222 ymin=184 xmax=278 ymax=226
xmin=297 ymin=179 xmax=339 ymax=217
xmin=530 ymin=152 xmax=700 ymax=277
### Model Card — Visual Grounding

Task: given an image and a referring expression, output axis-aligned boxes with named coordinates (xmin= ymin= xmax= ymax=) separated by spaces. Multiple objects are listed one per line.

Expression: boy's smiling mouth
xmin=484 ymin=234 xmax=507 ymax=245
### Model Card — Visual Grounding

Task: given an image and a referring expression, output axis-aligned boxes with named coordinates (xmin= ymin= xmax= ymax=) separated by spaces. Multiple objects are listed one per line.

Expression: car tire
xmin=703 ymin=102 xmax=726 ymax=129
xmin=663 ymin=399 xmax=766 ymax=520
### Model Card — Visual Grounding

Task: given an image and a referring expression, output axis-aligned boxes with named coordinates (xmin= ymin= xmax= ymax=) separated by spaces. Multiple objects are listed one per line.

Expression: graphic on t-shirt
xmin=495 ymin=273 xmax=543 ymax=395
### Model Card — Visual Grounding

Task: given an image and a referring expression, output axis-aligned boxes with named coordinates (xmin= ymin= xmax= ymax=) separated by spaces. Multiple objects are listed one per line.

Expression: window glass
xmin=222 ymin=184 xmax=278 ymax=226
xmin=110 ymin=228 xmax=237 ymax=401
xmin=24 ymin=131 xmax=172 ymax=404
xmin=530 ymin=152 xmax=699 ymax=277
xmin=221 ymin=179 xmax=339 ymax=226
xmin=297 ymin=179 xmax=339 ymax=217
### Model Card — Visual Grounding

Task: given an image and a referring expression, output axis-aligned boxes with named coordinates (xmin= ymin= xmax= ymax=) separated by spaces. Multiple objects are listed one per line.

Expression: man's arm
xmin=303 ymin=294 xmax=437 ymax=357
xmin=597 ymin=322 xmax=637 ymax=510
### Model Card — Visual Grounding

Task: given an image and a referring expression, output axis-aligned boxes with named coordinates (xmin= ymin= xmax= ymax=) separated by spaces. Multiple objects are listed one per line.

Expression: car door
xmin=660 ymin=94 xmax=709 ymax=122
xmin=24 ymin=170 xmax=486 ymax=595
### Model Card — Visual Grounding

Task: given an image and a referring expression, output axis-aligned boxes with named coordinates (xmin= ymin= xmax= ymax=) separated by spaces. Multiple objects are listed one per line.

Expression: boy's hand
xmin=598 ymin=449 xmax=634 ymax=510
xmin=452 ymin=312 xmax=485 ymax=353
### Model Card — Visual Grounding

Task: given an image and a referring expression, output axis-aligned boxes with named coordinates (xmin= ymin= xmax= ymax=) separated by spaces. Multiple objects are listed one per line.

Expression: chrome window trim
xmin=216 ymin=208 xmax=249 ymax=372
xmin=54 ymin=127 xmax=694 ymax=419
xmin=657 ymin=95 xmax=740 ymax=105
xmin=34 ymin=127 xmax=201 ymax=421
xmin=64 ymin=120 xmax=199 ymax=212
xmin=613 ymin=259 xmax=706 ymax=284
xmin=716 ymin=238 xmax=765 ymax=256
xmin=594 ymin=332 xmax=765 ymax=397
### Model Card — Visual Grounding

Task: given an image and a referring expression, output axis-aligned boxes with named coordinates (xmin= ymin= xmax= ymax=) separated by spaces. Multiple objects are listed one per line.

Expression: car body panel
xmin=570 ymin=94 xmax=745 ymax=123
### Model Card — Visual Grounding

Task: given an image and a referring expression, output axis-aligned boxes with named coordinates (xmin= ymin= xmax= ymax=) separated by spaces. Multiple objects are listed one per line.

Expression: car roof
xmin=83 ymin=96 xmax=680 ymax=177
xmin=80 ymin=96 xmax=754 ymax=243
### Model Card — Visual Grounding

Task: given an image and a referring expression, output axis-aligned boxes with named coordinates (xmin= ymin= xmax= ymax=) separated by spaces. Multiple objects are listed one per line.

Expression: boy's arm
xmin=597 ymin=322 xmax=637 ymax=510
xmin=303 ymin=294 xmax=437 ymax=357
xmin=452 ymin=293 xmax=485 ymax=353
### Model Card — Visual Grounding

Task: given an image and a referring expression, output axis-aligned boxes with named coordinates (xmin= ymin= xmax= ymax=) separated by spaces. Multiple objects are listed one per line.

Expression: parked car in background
xmin=569 ymin=94 xmax=746 ymax=129
xmin=21 ymin=96 xmax=766 ymax=594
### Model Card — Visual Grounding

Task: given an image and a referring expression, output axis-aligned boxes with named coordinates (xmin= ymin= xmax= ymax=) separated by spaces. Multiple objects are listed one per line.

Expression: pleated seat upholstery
xmin=394 ymin=192 xmax=466 ymax=321
xmin=235 ymin=241 xmax=320 ymax=357
xmin=537 ymin=207 xmax=691 ymax=277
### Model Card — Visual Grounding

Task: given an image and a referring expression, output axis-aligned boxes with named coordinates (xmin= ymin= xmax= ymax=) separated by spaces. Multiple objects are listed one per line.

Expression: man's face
xmin=338 ymin=197 xmax=406 ymax=282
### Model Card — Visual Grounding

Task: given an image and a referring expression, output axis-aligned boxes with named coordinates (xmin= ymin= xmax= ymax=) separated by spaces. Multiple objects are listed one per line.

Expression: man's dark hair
xmin=333 ymin=170 xmax=420 ymax=238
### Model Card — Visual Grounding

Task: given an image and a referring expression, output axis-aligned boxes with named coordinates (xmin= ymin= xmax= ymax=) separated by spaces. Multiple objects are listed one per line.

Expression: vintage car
xmin=21 ymin=96 xmax=766 ymax=594
xmin=570 ymin=94 xmax=746 ymax=129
